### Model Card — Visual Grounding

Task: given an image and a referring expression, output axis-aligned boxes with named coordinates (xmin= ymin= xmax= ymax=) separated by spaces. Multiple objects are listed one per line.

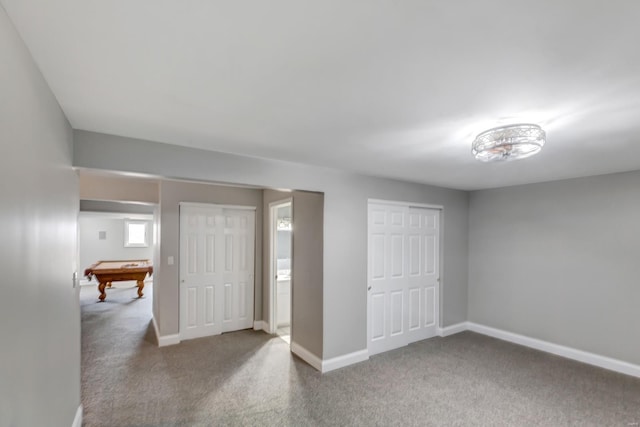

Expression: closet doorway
xmin=269 ymin=199 xmax=292 ymax=344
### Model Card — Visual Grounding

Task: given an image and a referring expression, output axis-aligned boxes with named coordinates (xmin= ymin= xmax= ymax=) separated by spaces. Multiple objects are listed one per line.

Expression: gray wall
xmin=79 ymin=173 xmax=159 ymax=203
xmin=80 ymin=199 xmax=156 ymax=214
xmin=291 ymin=191 xmax=324 ymax=357
xmin=155 ymin=180 xmax=263 ymax=336
xmin=74 ymin=130 xmax=470 ymax=360
xmin=0 ymin=6 xmax=80 ymax=426
xmin=469 ymin=171 xmax=640 ymax=366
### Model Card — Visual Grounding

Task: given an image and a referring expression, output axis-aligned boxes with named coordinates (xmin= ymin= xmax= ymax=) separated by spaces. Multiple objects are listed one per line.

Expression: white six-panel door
xmin=180 ymin=204 xmax=255 ymax=340
xmin=368 ymin=202 xmax=440 ymax=356
xmin=221 ymin=209 xmax=255 ymax=333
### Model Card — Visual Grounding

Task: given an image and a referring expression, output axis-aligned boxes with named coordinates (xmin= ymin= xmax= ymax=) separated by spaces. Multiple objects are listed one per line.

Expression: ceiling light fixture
xmin=472 ymin=123 xmax=546 ymax=162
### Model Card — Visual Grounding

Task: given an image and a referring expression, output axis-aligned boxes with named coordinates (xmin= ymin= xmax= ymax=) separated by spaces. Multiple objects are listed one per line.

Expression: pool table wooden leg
xmin=136 ymin=280 xmax=144 ymax=298
xmin=98 ymin=282 xmax=107 ymax=301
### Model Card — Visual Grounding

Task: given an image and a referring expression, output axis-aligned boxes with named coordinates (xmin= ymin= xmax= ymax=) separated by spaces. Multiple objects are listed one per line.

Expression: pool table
xmin=84 ymin=260 xmax=153 ymax=301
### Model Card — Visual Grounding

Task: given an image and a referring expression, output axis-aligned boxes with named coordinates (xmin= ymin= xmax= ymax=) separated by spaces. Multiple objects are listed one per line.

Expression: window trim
xmin=124 ymin=219 xmax=150 ymax=248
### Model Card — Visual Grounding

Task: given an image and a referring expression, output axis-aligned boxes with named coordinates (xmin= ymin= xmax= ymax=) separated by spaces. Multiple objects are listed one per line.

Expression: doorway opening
xmin=269 ymin=199 xmax=292 ymax=344
xmin=78 ymin=201 xmax=157 ymax=305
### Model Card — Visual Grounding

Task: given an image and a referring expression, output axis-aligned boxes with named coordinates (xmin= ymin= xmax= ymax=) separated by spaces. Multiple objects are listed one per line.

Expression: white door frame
xmin=367 ymin=199 xmax=444 ymax=354
xmin=179 ymin=202 xmax=257 ymax=211
xmin=268 ymin=198 xmax=293 ymax=335
xmin=178 ymin=202 xmax=257 ymax=340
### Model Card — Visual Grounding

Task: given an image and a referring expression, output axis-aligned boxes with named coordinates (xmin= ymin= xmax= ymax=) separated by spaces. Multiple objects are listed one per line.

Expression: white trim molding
xmin=437 ymin=322 xmax=468 ymax=337
xmin=287 ymin=321 xmax=640 ymax=378
xmin=467 ymin=322 xmax=640 ymax=379
xmin=153 ymin=316 xmax=180 ymax=347
xmin=78 ymin=211 xmax=154 ymax=220
xmin=268 ymin=198 xmax=293 ymax=335
xmin=368 ymin=198 xmax=444 ymax=211
xmin=158 ymin=333 xmax=180 ymax=347
xmin=291 ymin=341 xmax=322 ymax=372
xmin=322 ymin=349 xmax=369 ymax=373
xmin=179 ymin=201 xmax=256 ymax=211
xmin=253 ymin=320 xmax=268 ymax=331
xmin=71 ymin=405 xmax=82 ymax=427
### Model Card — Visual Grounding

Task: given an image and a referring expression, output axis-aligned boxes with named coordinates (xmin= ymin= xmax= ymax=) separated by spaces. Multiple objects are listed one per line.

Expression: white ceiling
xmin=4 ymin=1 xmax=640 ymax=190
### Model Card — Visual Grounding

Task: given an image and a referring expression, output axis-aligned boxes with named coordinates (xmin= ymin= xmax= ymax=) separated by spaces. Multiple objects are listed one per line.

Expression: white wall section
xmin=0 ymin=5 xmax=80 ymax=425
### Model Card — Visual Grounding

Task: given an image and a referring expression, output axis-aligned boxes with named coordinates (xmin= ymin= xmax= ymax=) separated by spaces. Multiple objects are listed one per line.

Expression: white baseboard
xmin=71 ymin=405 xmax=82 ymax=427
xmin=438 ymin=322 xmax=468 ymax=337
xmin=253 ymin=320 xmax=267 ymax=331
xmin=467 ymin=322 xmax=640 ymax=379
xmin=152 ymin=316 xmax=180 ymax=347
xmin=158 ymin=333 xmax=180 ymax=346
xmin=291 ymin=341 xmax=322 ymax=372
xmin=152 ymin=315 xmax=160 ymax=341
xmin=322 ymin=349 xmax=369 ymax=373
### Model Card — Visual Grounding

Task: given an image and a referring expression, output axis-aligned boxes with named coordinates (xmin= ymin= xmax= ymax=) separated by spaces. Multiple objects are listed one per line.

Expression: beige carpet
xmin=81 ymin=284 xmax=640 ymax=426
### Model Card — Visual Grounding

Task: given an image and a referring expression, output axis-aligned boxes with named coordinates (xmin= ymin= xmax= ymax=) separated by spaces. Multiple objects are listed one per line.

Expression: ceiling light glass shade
xmin=472 ymin=124 xmax=546 ymax=162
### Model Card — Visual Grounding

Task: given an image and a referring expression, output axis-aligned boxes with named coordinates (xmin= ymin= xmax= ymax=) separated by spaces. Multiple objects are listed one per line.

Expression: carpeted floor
xmin=81 ymin=284 xmax=640 ymax=426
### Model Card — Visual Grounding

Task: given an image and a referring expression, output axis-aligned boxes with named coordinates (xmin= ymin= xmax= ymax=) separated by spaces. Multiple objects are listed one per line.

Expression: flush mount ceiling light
xmin=472 ymin=123 xmax=546 ymax=162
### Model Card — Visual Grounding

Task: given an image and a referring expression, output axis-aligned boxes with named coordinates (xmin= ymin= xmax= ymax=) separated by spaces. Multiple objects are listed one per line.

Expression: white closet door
xmin=180 ymin=205 xmax=224 ymax=340
xmin=368 ymin=204 xmax=408 ymax=355
xmin=368 ymin=202 xmax=440 ymax=356
xmin=405 ymin=207 xmax=439 ymax=344
xmin=180 ymin=204 xmax=255 ymax=340
xmin=221 ymin=209 xmax=255 ymax=333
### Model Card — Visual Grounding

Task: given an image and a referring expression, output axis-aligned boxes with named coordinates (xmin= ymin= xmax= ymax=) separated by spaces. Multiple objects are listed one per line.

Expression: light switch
xmin=168 ymin=256 xmax=174 ymax=265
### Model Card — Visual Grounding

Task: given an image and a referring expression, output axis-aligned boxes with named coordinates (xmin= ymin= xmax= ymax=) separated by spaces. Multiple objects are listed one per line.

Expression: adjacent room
xmin=2 ymin=1 xmax=640 ymax=426
xmin=79 ymin=207 xmax=154 ymax=293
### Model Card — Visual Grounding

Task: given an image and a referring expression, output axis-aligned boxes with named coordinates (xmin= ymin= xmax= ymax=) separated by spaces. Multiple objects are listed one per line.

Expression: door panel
xmin=186 ymin=287 xmax=197 ymax=328
xmin=391 ymin=234 xmax=404 ymax=277
xmin=221 ymin=209 xmax=255 ymax=332
xmin=205 ymin=235 xmax=215 ymax=273
xmin=367 ymin=204 xmax=409 ymax=355
xmin=371 ymin=293 xmax=385 ymax=340
xmin=204 ymin=286 xmax=215 ymax=325
xmin=225 ymin=235 xmax=233 ymax=271
xmin=180 ymin=207 xmax=222 ymax=340
xmin=368 ymin=203 xmax=440 ymax=355
xmin=371 ymin=234 xmax=385 ymax=279
xmin=426 ymin=235 xmax=436 ymax=275
xmin=425 ymin=287 xmax=436 ymax=327
xmin=409 ymin=287 xmax=420 ymax=330
xmin=224 ymin=283 xmax=232 ymax=322
xmin=407 ymin=208 xmax=439 ymax=343
xmin=409 ymin=235 xmax=420 ymax=276
xmin=390 ymin=290 xmax=404 ymax=335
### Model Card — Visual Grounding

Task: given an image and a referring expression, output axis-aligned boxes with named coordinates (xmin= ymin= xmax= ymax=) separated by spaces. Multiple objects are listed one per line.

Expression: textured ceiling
xmin=3 ymin=1 xmax=640 ymax=190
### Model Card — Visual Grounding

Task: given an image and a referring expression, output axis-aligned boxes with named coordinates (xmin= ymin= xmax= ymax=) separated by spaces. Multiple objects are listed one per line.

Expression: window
xmin=124 ymin=220 xmax=149 ymax=247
